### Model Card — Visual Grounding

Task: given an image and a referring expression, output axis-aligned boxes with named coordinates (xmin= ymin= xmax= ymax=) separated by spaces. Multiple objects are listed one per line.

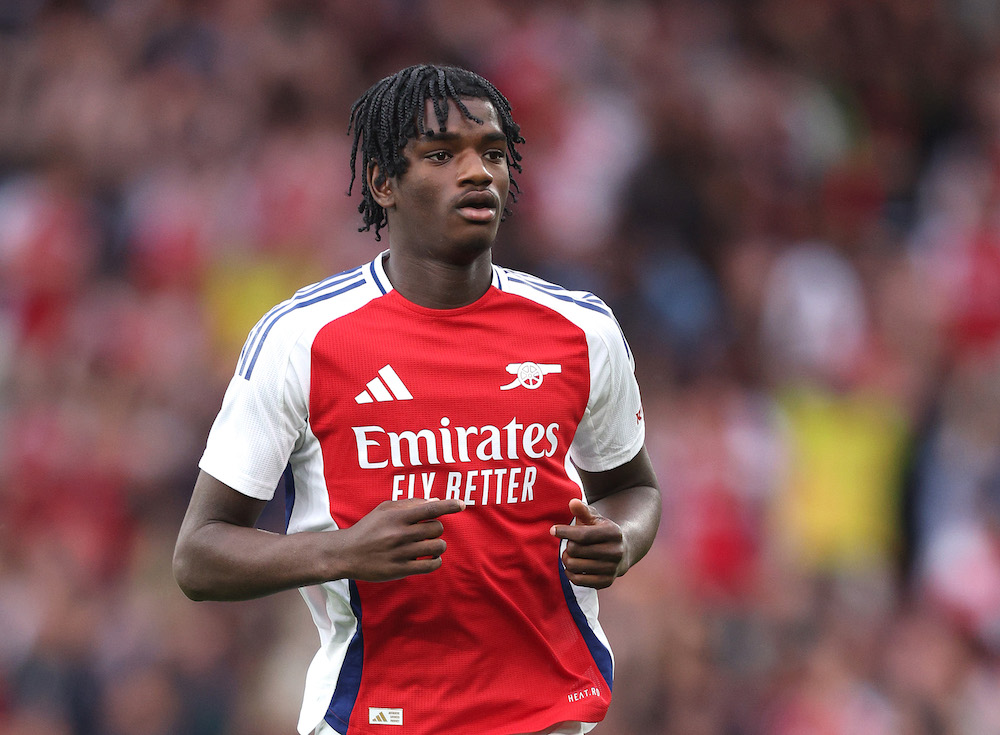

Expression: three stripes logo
xmin=355 ymin=365 xmax=413 ymax=404
xmin=368 ymin=707 xmax=403 ymax=725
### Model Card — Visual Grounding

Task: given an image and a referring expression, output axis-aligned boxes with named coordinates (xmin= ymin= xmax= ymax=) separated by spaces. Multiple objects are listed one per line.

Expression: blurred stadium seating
xmin=3 ymin=1 xmax=1000 ymax=733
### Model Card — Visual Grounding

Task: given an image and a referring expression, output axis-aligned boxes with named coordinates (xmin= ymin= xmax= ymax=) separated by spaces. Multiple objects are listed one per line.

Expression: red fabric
xmin=309 ymin=286 xmax=611 ymax=733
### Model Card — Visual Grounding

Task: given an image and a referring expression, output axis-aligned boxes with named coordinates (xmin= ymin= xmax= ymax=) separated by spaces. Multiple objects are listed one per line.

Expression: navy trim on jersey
xmin=237 ymin=267 xmax=364 ymax=372
xmin=240 ymin=277 xmax=367 ymax=380
xmin=282 ymin=464 xmax=295 ymax=533
xmin=506 ymin=274 xmax=613 ymax=319
xmin=505 ymin=271 xmax=634 ymax=361
xmin=326 ymin=581 xmax=364 ymax=731
xmin=558 ymin=557 xmax=614 ymax=692
xmin=369 ymin=259 xmax=389 ymax=294
xmin=512 ymin=271 xmax=606 ymax=308
xmin=297 ymin=266 xmax=365 ymax=300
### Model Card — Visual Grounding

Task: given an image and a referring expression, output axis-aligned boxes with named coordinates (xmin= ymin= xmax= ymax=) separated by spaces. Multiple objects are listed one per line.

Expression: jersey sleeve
xmin=198 ymin=314 xmax=309 ymax=500
xmin=569 ymin=311 xmax=645 ymax=473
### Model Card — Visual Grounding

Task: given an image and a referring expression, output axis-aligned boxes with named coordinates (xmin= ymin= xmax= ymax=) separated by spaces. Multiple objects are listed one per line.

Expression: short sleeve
xmin=199 ymin=317 xmax=308 ymax=500
xmin=569 ymin=314 xmax=645 ymax=473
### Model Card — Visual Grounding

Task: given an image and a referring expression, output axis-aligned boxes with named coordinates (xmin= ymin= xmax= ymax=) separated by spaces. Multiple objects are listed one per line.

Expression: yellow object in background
xmin=202 ymin=255 xmax=323 ymax=369
xmin=774 ymin=387 xmax=910 ymax=571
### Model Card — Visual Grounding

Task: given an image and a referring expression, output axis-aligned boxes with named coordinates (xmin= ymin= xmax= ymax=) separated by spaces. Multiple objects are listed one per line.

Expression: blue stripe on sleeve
xmin=505 ymin=274 xmax=613 ymax=319
xmin=240 ymin=278 xmax=366 ymax=380
xmin=282 ymin=464 xmax=295 ymax=533
xmin=237 ymin=267 xmax=364 ymax=376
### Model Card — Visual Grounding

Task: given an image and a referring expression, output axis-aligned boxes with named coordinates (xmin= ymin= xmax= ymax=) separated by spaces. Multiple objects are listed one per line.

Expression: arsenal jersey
xmin=200 ymin=252 xmax=646 ymax=735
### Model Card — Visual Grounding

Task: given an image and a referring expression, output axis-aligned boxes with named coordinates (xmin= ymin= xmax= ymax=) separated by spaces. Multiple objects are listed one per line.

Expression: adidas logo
xmin=355 ymin=365 xmax=413 ymax=404
xmin=368 ymin=707 xmax=403 ymax=725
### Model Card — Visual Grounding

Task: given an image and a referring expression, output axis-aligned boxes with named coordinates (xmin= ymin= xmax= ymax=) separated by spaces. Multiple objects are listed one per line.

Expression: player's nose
xmin=456 ymin=149 xmax=493 ymax=186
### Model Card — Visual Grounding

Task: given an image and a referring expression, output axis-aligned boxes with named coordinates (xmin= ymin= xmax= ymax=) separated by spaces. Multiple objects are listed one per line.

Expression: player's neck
xmin=382 ymin=249 xmax=493 ymax=309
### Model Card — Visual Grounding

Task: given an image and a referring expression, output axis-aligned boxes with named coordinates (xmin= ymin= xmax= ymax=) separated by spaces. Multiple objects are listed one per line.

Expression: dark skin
xmin=371 ymin=97 xmax=509 ymax=308
xmin=173 ymin=97 xmax=661 ymax=601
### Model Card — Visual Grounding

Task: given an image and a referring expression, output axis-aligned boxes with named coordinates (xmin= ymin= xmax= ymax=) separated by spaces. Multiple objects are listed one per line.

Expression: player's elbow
xmin=172 ymin=537 xmax=210 ymax=601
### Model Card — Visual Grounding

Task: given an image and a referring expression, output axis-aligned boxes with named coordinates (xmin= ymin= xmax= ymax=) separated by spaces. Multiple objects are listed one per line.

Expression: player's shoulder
xmin=236 ymin=261 xmax=383 ymax=380
xmin=495 ymin=265 xmax=634 ymax=364
xmin=495 ymin=265 xmax=617 ymax=327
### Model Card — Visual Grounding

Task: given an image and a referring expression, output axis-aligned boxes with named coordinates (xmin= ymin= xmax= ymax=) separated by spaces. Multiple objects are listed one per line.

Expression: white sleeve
xmin=569 ymin=313 xmax=645 ymax=473
xmin=199 ymin=317 xmax=309 ymax=500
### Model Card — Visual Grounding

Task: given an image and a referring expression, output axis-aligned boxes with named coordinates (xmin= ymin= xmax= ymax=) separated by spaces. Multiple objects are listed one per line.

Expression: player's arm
xmin=551 ymin=446 xmax=661 ymax=590
xmin=173 ymin=470 xmax=464 ymax=601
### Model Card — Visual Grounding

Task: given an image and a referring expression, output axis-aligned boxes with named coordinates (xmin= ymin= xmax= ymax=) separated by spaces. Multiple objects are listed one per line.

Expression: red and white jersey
xmin=200 ymin=252 xmax=646 ymax=735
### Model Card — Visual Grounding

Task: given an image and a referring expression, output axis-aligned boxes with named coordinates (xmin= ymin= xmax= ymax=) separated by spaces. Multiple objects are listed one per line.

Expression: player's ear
xmin=369 ymin=161 xmax=394 ymax=209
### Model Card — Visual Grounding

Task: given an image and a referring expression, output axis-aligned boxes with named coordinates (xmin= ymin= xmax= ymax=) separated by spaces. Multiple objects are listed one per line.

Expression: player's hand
xmin=550 ymin=498 xmax=627 ymax=589
xmin=339 ymin=498 xmax=465 ymax=582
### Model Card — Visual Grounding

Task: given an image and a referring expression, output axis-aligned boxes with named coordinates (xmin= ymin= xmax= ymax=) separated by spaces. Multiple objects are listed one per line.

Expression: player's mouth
xmin=455 ymin=190 xmax=499 ymax=223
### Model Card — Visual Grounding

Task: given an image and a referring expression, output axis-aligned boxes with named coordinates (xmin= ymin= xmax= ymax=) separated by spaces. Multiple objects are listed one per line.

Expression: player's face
xmin=379 ymin=97 xmax=511 ymax=263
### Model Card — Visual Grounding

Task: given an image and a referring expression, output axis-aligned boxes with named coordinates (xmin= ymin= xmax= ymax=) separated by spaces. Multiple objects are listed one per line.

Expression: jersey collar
xmin=369 ymin=250 xmax=506 ymax=295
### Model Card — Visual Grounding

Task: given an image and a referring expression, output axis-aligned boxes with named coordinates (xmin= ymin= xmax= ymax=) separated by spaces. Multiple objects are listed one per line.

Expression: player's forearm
xmin=576 ymin=446 xmax=662 ymax=575
xmin=591 ymin=484 xmax=661 ymax=574
xmin=173 ymin=523 xmax=349 ymax=601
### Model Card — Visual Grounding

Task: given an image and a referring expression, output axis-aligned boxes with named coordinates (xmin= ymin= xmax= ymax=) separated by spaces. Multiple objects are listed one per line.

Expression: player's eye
xmin=485 ymin=149 xmax=506 ymax=162
xmin=426 ymin=151 xmax=451 ymax=162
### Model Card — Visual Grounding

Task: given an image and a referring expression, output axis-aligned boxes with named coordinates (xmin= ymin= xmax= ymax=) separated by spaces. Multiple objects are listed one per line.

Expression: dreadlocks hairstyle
xmin=347 ymin=64 xmax=525 ymax=241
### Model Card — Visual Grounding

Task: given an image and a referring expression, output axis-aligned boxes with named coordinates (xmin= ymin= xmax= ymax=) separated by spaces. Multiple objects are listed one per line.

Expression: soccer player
xmin=173 ymin=64 xmax=661 ymax=735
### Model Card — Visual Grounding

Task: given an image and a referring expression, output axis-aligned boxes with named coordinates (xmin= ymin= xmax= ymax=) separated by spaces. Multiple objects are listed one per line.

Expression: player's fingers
xmin=401 ymin=498 xmax=466 ymax=521
xmin=568 ymin=498 xmax=600 ymax=525
xmin=562 ymin=550 xmax=619 ymax=575
xmin=397 ymin=519 xmax=445 ymax=542
xmin=399 ymin=556 xmax=445 ymax=577
xmin=401 ymin=538 xmax=447 ymax=560
xmin=564 ymin=570 xmax=615 ymax=589
xmin=551 ymin=521 xmax=622 ymax=544
xmin=563 ymin=540 xmax=623 ymax=562
xmin=376 ymin=497 xmax=429 ymax=511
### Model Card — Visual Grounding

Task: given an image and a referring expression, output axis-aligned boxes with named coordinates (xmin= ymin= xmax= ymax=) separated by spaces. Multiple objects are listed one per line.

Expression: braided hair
xmin=347 ymin=64 xmax=524 ymax=241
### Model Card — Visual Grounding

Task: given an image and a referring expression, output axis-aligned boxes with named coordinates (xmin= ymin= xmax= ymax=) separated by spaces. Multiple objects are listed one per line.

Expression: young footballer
xmin=174 ymin=64 xmax=661 ymax=735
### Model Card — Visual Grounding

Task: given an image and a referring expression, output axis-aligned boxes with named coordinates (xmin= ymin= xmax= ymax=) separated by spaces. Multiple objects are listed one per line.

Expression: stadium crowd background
xmin=2 ymin=0 xmax=1000 ymax=733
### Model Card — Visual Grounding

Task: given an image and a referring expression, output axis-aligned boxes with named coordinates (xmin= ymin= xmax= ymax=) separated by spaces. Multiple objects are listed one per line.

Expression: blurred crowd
xmin=3 ymin=0 xmax=1000 ymax=733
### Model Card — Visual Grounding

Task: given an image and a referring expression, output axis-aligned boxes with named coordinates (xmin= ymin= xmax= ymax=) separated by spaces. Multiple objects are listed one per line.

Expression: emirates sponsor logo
xmin=352 ymin=417 xmax=559 ymax=470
